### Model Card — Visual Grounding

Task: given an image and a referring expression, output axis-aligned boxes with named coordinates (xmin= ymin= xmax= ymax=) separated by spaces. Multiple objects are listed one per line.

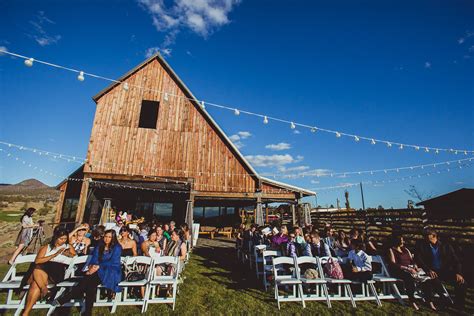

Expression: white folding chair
xmin=371 ymin=255 xmax=405 ymax=303
xmin=254 ymin=245 xmax=267 ymax=279
xmin=345 ymin=255 xmax=381 ymax=307
xmin=111 ymin=256 xmax=153 ymax=313
xmin=143 ymin=256 xmax=180 ymax=312
xmin=0 ymin=254 xmax=37 ymax=311
xmin=295 ymin=256 xmax=331 ymax=307
xmin=13 ymin=254 xmax=75 ymax=316
xmin=318 ymin=256 xmax=356 ymax=308
xmin=272 ymin=256 xmax=305 ymax=309
xmin=262 ymin=250 xmax=278 ymax=291
xmin=46 ymin=255 xmax=91 ymax=315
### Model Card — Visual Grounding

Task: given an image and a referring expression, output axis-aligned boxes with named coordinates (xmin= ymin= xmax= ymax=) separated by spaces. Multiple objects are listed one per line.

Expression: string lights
xmin=1 ymin=49 xmax=472 ymax=156
xmin=1 ymin=140 xmax=472 ymax=181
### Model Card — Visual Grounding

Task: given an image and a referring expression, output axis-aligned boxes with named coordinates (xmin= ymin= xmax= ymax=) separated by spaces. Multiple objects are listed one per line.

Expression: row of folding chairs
xmin=243 ymin=244 xmax=414 ymax=309
xmin=0 ymin=253 xmax=185 ymax=315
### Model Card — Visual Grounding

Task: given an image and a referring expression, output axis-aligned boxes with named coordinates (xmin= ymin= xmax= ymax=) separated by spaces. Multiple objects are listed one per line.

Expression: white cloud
xmin=278 ymin=165 xmax=309 ymax=173
xmin=245 ymin=154 xmax=304 ymax=167
xmin=300 ymin=169 xmax=331 ymax=177
xmin=138 ymin=0 xmax=240 ymax=53
xmin=265 ymin=142 xmax=291 ymax=151
xmin=29 ymin=11 xmax=61 ymax=46
xmin=237 ymin=131 xmax=251 ymax=139
xmin=229 ymin=134 xmax=240 ymax=142
xmin=458 ymin=38 xmax=465 ymax=44
xmin=424 ymin=61 xmax=431 ymax=69
xmin=310 ymin=180 xmax=320 ymax=184
xmin=293 ymin=130 xmax=301 ymax=134
xmin=145 ymin=46 xmax=172 ymax=57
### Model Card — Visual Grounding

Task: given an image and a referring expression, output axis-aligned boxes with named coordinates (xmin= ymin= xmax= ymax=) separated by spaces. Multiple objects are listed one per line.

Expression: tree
xmin=404 ymin=185 xmax=433 ymax=202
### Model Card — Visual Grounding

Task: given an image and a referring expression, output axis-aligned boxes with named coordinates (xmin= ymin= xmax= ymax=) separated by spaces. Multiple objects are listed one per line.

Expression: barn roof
xmin=90 ymin=53 xmax=315 ymax=197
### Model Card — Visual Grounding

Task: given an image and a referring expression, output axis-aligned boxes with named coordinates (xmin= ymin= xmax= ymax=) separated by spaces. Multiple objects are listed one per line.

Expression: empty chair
xmin=262 ymin=250 xmax=278 ymax=291
xmin=143 ymin=256 xmax=180 ymax=312
xmin=254 ymin=245 xmax=267 ymax=279
xmin=295 ymin=256 xmax=331 ymax=308
xmin=272 ymin=256 xmax=305 ymax=309
xmin=371 ymin=255 xmax=405 ymax=303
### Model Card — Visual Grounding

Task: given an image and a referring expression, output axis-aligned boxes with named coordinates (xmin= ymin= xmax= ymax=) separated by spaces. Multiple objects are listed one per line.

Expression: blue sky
xmin=0 ymin=0 xmax=473 ymax=209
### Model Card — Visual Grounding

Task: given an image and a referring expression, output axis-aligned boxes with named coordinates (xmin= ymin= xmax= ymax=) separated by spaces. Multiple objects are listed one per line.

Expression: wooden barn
xmin=54 ymin=53 xmax=315 ymax=228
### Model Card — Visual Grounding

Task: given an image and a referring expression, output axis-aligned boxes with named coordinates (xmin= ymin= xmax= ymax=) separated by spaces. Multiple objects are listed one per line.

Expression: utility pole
xmin=360 ymin=182 xmax=366 ymax=211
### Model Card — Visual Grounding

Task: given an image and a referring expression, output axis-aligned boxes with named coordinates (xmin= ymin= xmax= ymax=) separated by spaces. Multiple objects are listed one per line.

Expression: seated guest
xmin=112 ymin=220 xmax=124 ymax=235
xmin=294 ymin=227 xmax=306 ymax=246
xmin=180 ymin=223 xmax=192 ymax=248
xmin=118 ymin=226 xmax=137 ymax=257
xmin=156 ymin=225 xmax=168 ymax=251
xmin=334 ymin=230 xmax=350 ymax=257
xmin=271 ymin=225 xmax=289 ymax=249
xmin=388 ymin=235 xmax=435 ymax=311
xmin=141 ymin=230 xmax=161 ymax=257
xmin=163 ymin=224 xmax=171 ymax=241
xmin=89 ymin=225 xmax=105 ymax=250
xmin=323 ymin=227 xmax=336 ymax=256
xmin=286 ymin=233 xmax=298 ymax=257
xmin=20 ymin=228 xmax=76 ymax=316
xmin=69 ymin=223 xmax=91 ymax=256
xmin=415 ymin=229 xmax=466 ymax=309
xmin=169 ymin=221 xmax=176 ymax=233
xmin=305 ymin=232 xmax=331 ymax=258
xmin=349 ymin=228 xmax=359 ymax=241
xmin=54 ymin=230 xmax=122 ymax=316
xmin=365 ymin=236 xmax=378 ymax=255
xmin=347 ymin=239 xmax=372 ymax=283
xmin=157 ymin=228 xmax=187 ymax=276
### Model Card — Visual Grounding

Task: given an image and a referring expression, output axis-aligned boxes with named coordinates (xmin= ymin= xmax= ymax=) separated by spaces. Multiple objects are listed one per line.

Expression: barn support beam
xmin=75 ymin=178 xmax=90 ymax=224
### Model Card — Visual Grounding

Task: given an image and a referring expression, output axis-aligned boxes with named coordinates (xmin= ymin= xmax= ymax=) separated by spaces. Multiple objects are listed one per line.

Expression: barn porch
xmin=54 ymin=165 xmax=313 ymax=229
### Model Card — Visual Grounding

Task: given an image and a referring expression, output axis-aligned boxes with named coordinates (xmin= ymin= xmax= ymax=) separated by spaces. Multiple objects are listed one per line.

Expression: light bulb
xmin=399 ymin=144 xmax=404 ymax=150
xmin=354 ymin=136 xmax=360 ymax=142
xmin=311 ymin=127 xmax=317 ymax=133
xmin=123 ymin=82 xmax=129 ymax=91
xmin=371 ymin=139 xmax=376 ymax=145
xmin=435 ymin=149 xmax=439 ymax=154
xmin=24 ymin=58 xmax=34 ymax=67
xmin=77 ymin=71 xmax=85 ymax=81
xmin=290 ymin=122 xmax=296 ymax=129
xmin=387 ymin=142 xmax=392 ymax=148
xmin=201 ymin=101 xmax=205 ymax=109
xmin=415 ymin=146 xmax=420 ymax=150
xmin=164 ymin=92 xmax=169 ymax=101
xmin=234 ymin=109 xmax=240 ymax=116
xmin=335 ymin=132 xmax=341 ymax=138
xmin=425 ymin=147 xmax=429 ymax=153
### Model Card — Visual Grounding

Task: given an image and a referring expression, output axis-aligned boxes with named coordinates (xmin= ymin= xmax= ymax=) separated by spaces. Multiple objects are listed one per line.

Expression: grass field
xmin=0 ymin=238 xmax=472 ymax=315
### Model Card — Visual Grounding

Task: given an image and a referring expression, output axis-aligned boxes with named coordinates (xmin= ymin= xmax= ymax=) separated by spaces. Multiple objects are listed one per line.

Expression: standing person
xmin=347 ymin=239 xmax=372 ymax=283
xmin=415 ymin=229 xmax=466 ymax=309
xmin=388 ymin=235 xmax=436 ymax=311
xmin=118 ymin=227 xmax=137 ymax=257
xmin=19 ymin=228 xmax=76 ymax=316
xmin=9 ymin=208 xmax=38 ymax=265
xmin=69 ymin=223 xmax=91 ymax=256
xmin=54 ymin=230 xmax=122 ymax=316
xmin=169 ymin=221 xmax=176 ymax=233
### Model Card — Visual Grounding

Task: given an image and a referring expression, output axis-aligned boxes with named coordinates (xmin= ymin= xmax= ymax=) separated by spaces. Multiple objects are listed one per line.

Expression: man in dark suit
xmin=415 ymin=229 xmax=466 ymax=309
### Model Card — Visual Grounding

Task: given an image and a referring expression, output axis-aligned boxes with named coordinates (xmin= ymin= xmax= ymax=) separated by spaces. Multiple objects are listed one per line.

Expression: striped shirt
xmin=348 ymin=250 xmax=372 ymax=272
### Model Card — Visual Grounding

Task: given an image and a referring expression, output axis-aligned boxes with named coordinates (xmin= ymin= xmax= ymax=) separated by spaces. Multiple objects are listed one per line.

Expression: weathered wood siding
xmin=84 ymin=58 xmax=257 ymax=193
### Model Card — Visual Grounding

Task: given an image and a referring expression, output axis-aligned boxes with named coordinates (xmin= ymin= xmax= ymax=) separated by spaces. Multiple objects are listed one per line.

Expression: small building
xmin=416 ymin=188 xmax=474 ymax=219
xmin=55 ymin=53 xmax=315 ymax=228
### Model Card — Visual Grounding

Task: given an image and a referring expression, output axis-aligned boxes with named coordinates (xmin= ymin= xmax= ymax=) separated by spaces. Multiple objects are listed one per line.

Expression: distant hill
xmin=0 ymin=178 xmax=58 ymax=201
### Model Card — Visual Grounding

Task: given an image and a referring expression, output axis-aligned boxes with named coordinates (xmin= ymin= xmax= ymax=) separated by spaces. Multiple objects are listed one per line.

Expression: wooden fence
xmin=311 ymin=208 xmax=474 ymax=249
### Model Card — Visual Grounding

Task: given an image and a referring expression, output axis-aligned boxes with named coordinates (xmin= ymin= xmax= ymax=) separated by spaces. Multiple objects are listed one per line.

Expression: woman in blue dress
xmin=55 ymin=229 xmax=122 ymax=315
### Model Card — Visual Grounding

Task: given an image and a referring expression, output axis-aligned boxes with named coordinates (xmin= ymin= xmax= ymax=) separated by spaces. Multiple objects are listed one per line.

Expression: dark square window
xmin=138 ymin=100 xmax=159 ymax=129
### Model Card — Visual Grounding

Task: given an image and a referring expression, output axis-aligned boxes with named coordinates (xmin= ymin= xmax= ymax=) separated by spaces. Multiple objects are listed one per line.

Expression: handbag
xmin=124 ymin=260 xmax=146 ymax=282
xmin=323 ymin=257 xmax=344 ymax=279
xmin=304 ymin=268 xmax=319 ymax=279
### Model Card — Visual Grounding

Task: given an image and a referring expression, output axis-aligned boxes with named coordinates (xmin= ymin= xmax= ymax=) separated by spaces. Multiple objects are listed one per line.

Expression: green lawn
xmin=0 ymin=238 xmax=472 ymax=315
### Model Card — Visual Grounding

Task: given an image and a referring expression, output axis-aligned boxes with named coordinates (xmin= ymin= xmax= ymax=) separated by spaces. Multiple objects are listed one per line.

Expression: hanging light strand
xmin=1 ymin=49 xmax=472 ymax=155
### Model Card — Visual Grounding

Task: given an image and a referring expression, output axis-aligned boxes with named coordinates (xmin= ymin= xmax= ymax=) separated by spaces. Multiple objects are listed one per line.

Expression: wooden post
xmin=75 ymin=178 xmax=90 ymax=224
xmin=265 ymin=203 xmax=269 ymax=224
xmin=54 ymin=182 xmax=68 ymax=226
xmin=291 ymin=203 xmax=296 ymax=227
